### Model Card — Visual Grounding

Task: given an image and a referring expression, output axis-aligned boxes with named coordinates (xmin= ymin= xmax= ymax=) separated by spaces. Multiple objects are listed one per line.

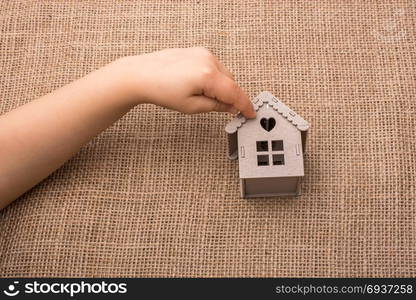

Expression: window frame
xmin=256 ymin=139 xmax=285 ymax=167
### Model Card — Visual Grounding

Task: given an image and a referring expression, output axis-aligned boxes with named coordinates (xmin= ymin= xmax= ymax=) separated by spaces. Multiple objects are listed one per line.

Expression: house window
xmin=256 ymin=140 xmax=285 ymax=166
xmin=257 ymin=155 xmax=269 ymax=166
xmin=256 ymin=141 xmax=268 ymax=152
xmin=272 ymin=154 xmax=285 ymax=165
xmin=272 ymin=140 xmax=284 ymax=151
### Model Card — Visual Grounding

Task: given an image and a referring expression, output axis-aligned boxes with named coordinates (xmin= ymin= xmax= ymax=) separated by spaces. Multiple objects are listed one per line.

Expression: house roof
xmin=225 ymin=91 xmax=310 ymax=134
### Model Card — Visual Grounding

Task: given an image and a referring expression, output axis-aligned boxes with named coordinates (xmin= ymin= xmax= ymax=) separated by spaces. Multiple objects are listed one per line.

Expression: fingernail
xmin=229 ymin=107 xmax=239 ymax=114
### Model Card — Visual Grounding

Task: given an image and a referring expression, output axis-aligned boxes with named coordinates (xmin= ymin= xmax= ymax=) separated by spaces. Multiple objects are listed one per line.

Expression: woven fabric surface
xmin=0 ymin=0 xmax=415 ymax=277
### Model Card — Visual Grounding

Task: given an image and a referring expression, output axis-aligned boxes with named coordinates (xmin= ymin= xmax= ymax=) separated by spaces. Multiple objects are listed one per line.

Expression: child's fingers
xmin=211 ymin=56 xmax=235 ymax=80
xmin=188 ymin=95 xmax=238 ymax=114
xmin=192 ymin=47 xmax=234 ymax=80
xmin=202 ymin=72 xmax=256 ymax=118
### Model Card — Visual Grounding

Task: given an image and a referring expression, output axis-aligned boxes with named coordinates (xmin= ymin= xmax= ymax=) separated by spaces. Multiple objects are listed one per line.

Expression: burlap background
xmin=0 ymin=0 xmax=415 ymax=277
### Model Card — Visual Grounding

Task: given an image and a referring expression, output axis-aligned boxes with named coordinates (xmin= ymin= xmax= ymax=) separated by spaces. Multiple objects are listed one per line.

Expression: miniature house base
xmin=241 ymin=177 xmax=302 ymax=198
xmin=225 ymin=91 xmax=309 ymax=198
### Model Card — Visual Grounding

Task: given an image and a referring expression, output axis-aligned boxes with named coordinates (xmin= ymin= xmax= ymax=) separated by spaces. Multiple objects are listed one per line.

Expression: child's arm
xmin=0 ymin=47 xmax=256 ymax=210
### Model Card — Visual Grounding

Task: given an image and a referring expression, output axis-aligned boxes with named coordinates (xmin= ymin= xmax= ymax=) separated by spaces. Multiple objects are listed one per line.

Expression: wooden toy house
xmin=225 ymin=91 xmax=309 ymax=197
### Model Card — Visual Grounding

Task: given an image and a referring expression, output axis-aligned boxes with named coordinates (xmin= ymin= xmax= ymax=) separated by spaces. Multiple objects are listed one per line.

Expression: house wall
xmin=242 ymin=177 xmax=300 ymax=197
xmin=237 ymin=105 xmax=304 ymax=179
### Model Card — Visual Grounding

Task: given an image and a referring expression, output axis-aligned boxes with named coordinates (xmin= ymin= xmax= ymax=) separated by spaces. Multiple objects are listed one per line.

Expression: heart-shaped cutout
xmin=260 ymin=117 xmax=276 ymax=132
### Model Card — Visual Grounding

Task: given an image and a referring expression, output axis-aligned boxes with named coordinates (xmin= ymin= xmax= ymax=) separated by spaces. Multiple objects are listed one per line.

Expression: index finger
xmin=202 ymin=72 xmax=256 ymax=118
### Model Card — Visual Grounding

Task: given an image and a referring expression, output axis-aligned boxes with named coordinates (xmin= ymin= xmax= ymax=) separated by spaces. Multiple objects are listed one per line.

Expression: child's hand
xmin=0 ymin=47 xmax=255 ymax=209
xmin=116 ymin=47 xmax=256 ymax=118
